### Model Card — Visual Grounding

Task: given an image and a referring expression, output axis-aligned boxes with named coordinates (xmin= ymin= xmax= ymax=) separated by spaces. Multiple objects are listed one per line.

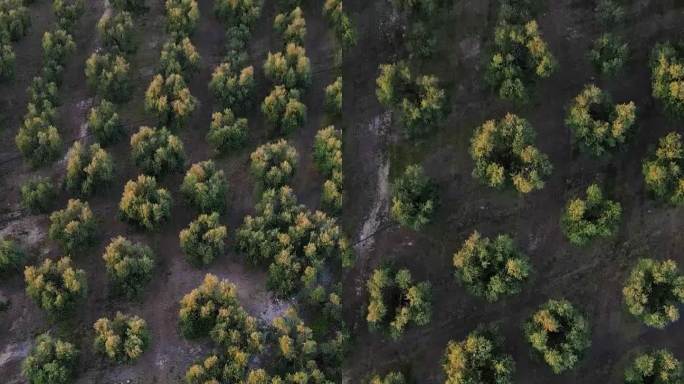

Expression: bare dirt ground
xmin=343 ymin=0 xmax=684 ymax=382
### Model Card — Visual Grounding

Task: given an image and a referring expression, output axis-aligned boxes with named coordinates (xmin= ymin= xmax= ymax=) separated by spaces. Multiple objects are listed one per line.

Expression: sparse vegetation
xmin=24 ymin=256 xmax=87 ymax=316
xmin=22 ymin=333 xmax=78 ymax=384
xmin=642 ymin=132 xmax=684 ymax=205
xmin=560 ymin=183 xmax=622 ymax=246
xmin=48 ymin=199 xmax=97 ymax=252
xmin=119 ymin=174 xmax=173 ymax=231
xmin=102 ymin=236 xmax=155 ymax=299
xmin=390 ymin=164 xmax=437 ymax=230
xmin=93 ymin=312 xmax=149 ymax=362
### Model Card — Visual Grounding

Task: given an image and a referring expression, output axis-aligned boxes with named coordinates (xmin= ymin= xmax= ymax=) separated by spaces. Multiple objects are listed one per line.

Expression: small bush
xmin=22 ymin=333 xmax=78 ymax=384
xmin=94 ymin=312 xmax=149 ymax=362
xmin=443 ymin=327 xmax=515 ymax=383
xmin=209 ymin=63 xmax=254 ymax=111
xmin=376 ymin=62 xmax=447 ymax=137
xmin=20 ymin=177 xmax=56 ymax=213
xmin=261 ymin=85 xmax=306 ymax=133
xmin=273 ymin=7 xmax=306 ymax=44
xmin=264 ymin=43 xmax=311 ymax=90
xmin=85 ymin=52 xmax=131 ymax=102
xmin=325 ymin=76 xmax=342 ymax=116
xmin=159 ymin=37 xmax=200 ymax=78
xmin=88 ymin=100 xmax=124 ymax=145
xmin=0 ymin=237 xmax=24 ymax=274
xmin=145 ymin=73 xmax=197 ymax=129
xmin=179 ymin=213 xmax=227 ymax=266
xmin=524 ymin=299 xmax=591 ymax=374
xmin=65 ymin=142 xmax=114 ymax=197
xmin=97 ymin=10 xmax=136 ymax=54
xmin=165 ymin=0 xmax=199 ymax=37
xmin=48 ymin=199 xmax=97 ymax=252
xmin=390 ymin=164 xmax=437 ymax=230
xmin=130 ymin=126 xmax=186 ymax=176
xmin=470 ymin=113 xmax=552 ymax=193
xmin=250 ymin=139 xmax=298 ymax=188
xmin=24 ymin=256 xmax=87 ymax=316
xmin=623 ymin=258 xmax=684 ymax=329
xmin=565 ymin=84 xmax=636 ymax=157
xmin=453 ymin=231 xmax=532 ymax=302
xmin=651 ymin=42 xmax=684 ymax=117
xmin=119 ymin=174 xmax=173 ymax=230
xmin=624 ymin=349 xmax=683 ymax=384
xmin=207 ymin=108 xmax=248 ymax=153
xmin=102 ymin=236 xmax=155 ymax=298
xmin=366 ymin=267 xmax=432 ymax=339
xmin=642 ymin=132 xmax=684 ymax=205
xmin=589 ymin=33 xmax=629 ymax=77
xmin=560 ymin=183 xmax=622 ymax=246
xmin=181 ymin=160 xmax=228 ymax=213
xmin=486 ymin=20 xmax=556 ymax=103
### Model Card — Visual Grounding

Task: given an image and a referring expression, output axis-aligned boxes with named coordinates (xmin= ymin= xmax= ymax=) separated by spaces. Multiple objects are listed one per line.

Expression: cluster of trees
xmin=623 ymin=258 xmax=684 ymax=329
xmin=64 ymin=142 xmax=114 ymax=197
xmin=179 ymin=213 xmax=227 ymax=266
xmin=102 ymin=236 xmax=155 ymax=298
xmin=22 ymin=333 xmax=78 ymax=384
xmin=48 ymin=199 xmax=97 ymax=252
xmin=453 ymin=231 xmax=532 ymax=302
xmin=24 ymin=256 xmax=87 ymax=316
xmin=181 ymin=160 xmax=228 ymax=213
xmin=323 ymin=0 xmax=356 ymax=50
xmin=0 ymin=237 xmax=24 ymax=274
xmin=119 ymin=174 xmax=173 ymax=231
xmin=313 ymin=126 xmax=343 ymax=213
xmin=93 ymin=312 xmax=149 ymax=362
xmin=390 ymin=164 xmax=437 ymax=230
xmin=20 ymin=177 xmax=56 ymax=213
xmin=366 ymin=267 xmax=432 ymax=340
xmin=524 ymin=299 xmax=591 ymax=374
xmin=15 ymin=0 xmax=84 ymax=167
xmin=376 ymin=61 xmax=447 ymax=138
xmin=565 ymin=84 xmax=636 ymax=157
xmin=642 ymin=132 xmax=684 ymax=205
xmin=560 ymin=183 xmax=622 ymax=246
xmin=130 ymin=126 xmax=186 ymax=176
xmin=443 ymin=327 xmax=515 ymax=383
xmin=652 ymin=42 xmax=684 ymax=117
xmin=237 ymin=186 xmax=353 ymax=297
xmin=249 ymin=139 xmax=299 ymax=188
xmin=470 ymin=113 xmax=552 ymax=193
xmin=486 ymin=17 xmax=556 ymax=102
xmin=624 ymin=349 xmax=684 ymax=383
xmin=0 ymin=0 xmax=31 ymax=81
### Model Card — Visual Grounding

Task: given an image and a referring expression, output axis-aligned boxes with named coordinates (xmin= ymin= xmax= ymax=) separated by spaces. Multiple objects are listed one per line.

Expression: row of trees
xmin=0 ymin=0 xmax=31 ymax=81
xmin=313 ymin=126 xmax=343 ymax=213
xmin=15 ymin=0 xmax=84 ymax=167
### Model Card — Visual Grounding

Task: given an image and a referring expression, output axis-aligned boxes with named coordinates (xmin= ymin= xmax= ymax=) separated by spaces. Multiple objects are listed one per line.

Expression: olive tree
xmin=325 ymin=76 xmax=342 ymax=116
xmin=88 ymin=100 xmax=124 ymax=145
xmin=213 ymin=0 xmax=261 ymax=27
xmin=94 ymin=312 xmax=149 ymax=362
xmin=623 ymin=258 xmax=684 ymax=329
xmin=207 ymin=108 xmax=248 ymax=153
xmin=0 ymin=237 xmax=24 ymax=274
xmin=52 ymin=0 xmax=84 ymax=32
xmin=366 ymin=267 xmax=432 ymax=339
xmin=130 ymin=126 xmax=186 ymax=176
xmin=0 ymin=0 xmax=31 ymax=41
xmin=119 ymin=174 xmax=172 ymax=230
xmin=181 ymin=160 xmax=228 ymax=213
xmin=273 ymin=6 xmax=306 ymax=44
xmin=41 ymin=28 xmax=75 ymax=83
xmin=565 ymin=84 xmax=636 ymax=157
xmin=560 ymin=183 xmax=622 ymax=246
xmin=48 ymin=199 xmax=97 ymax=252
xmin=524 ymin=299 xmax=591 ymax=374
xmin=159 ymin=37 xmax=200 ymax=78
xmin=22 ymin=333 xmax=78 ymax=384
xmin=165 ymin=0 xmax=199 ymax=37
xmin=470 ymin=113 xmax=552 ymax=193
xmin=145 ymin=73 xmax=197 ymax=129
xmin=20 ymin=177 xmax=56 ymax=213
xmin=376 ymin=61 xmax=447 ymax=137
xmin=15 ymin=114 xmax=62 ymax=167
xmin=453 ymin=231 xmax=532 ymax=302
xmin=97 ymin=10 xmax=136 ymax=54
xmin=443 ymin=327 xmax=515 ymax=384
xmin=85 ymin=52 xmax=131 ymax=102
xmin=0 ymin=43 xmax=15 ymax=81
xmin=314 ymin=126 xmax=343 ymax=213
xmin=250 ymin=139 xmax=298 ymax=188
xmin=24 ymin=257 xmax=87 ymax=316
xmin=263 ymin=43 xmax=311 ymax=90
xmin=179 ymin=213 xmax=227 ymax=266
xmin=485 ymin=20 xmax=556 ymax=102
xmin=625 ymin=349 xmax=683 ymax=384
xmin=323 ymin=0 xmax=356 ymax=49
xmin=65 ymin=142 xmax=114 ymax=197
xmin=391 ymin=164 xmax=437 ymax=230
xmin=651 ymin=42 xmax=684 ymax=117
xmin=589 ymin=33 xmax=629 ymax=77
xmin=209 ymin=62 xmax=254 ymax=111
xmin=102 ymin=236 xmax=155 ymax=298
xmin=642 ymin=132 xmax=684 ymax=205
xmin=261 ymin=85 xmax=306 ymax=133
